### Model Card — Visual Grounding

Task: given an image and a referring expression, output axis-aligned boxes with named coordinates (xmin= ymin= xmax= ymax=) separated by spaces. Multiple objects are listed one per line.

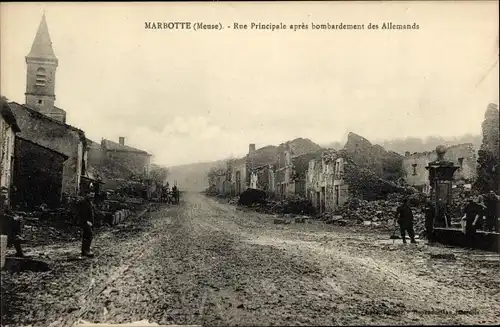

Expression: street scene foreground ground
xmin=2 ymin=192 xmax=500 ymax=326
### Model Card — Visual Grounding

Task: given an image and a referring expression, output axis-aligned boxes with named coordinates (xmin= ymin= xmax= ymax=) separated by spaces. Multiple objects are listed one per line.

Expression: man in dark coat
xmin=396 ymin=198 xmax=417 ymax=244
xmin=462 ymin=197 xmax=483 ymax=246
xmin=172 ymin=185 xmax=179 ymax=204
xmin=484 ymin=191 xmax=499 ymax=232
xmin=76 ymin=194 xmax=95 ymax=257
xmin=0 ymin=186 xmax=24 ymax=257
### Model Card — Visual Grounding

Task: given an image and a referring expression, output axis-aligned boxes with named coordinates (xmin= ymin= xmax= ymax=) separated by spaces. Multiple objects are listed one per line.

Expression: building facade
xmin=0 ymin=101 xmax=21 ymax=204
xmin=10 ymin=102 xmax=87 ymax=197
xmin=307 ymin=151 xmax=349 ymax=214
xmin=230 ymin=158 xmax=247 ymax=196
xmin=249 ymin=164 xmax=275 ymax=194
xmin=275 ymin=144 xmax=294 ymax=199
xmin=101 ymin=137 xmax=152 ymax=177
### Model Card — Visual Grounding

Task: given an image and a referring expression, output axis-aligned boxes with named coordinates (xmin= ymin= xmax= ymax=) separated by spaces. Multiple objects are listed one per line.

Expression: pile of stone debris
xmin=315 ymin=194 xmax=428 ymax=235
xmin=233 ymin=195 xmax=315 ymax=216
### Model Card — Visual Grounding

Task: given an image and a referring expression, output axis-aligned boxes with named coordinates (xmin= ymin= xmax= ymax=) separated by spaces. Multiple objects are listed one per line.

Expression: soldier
xmin=162 ymin=185 xmax=169 ymax=203
xmin=462 ymin=197 xmax=483 ymax=246
xmin=172 ymin=185 xmax=179 ymax=204
xmin=396 ymin=197 xmax=417 ymax=244
xmin=484 ymin=191 xmax=500 ymax=232
xmin=76 ymin=193 xmax=95 ymax=257
xmin=0 ymin=186 xmax=25 ymax=257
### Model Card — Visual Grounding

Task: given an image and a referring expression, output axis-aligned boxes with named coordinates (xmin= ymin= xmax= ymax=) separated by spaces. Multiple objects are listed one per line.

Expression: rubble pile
xmin=235 ymin=193 xmax=316 ymax=216
xmin=21 ymin=216 xmax=81 ymax=247
xmin=281 ymin=196 xmax=315 ymax=215
xmin=315 ymin=195 xmax=427 ymax=234
xmin=238 ymin=189 xmax=267 ymax=206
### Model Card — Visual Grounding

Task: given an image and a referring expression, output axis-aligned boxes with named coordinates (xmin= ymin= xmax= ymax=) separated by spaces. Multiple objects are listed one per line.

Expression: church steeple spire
xmin=25 ymin=13 xmax=66 ymax=123
xmin=26 ymin=13 xmax=58 ymax=62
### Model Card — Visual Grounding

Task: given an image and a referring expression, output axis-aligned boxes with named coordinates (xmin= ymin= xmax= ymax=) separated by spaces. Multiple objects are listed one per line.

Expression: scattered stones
xmin=430 ymin=253 xmax=457 ymax=260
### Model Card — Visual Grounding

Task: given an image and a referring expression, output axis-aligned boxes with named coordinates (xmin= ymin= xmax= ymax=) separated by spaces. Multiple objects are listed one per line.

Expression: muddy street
xmin=2 ymin=192 xmax=500 ymax=326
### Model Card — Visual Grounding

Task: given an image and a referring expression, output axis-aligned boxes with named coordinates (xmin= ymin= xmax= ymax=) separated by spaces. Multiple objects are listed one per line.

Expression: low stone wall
xmin=109 ymin=209 xmax=132 ymax=226
xmin=434 ymin=228 xmax=499 ymax=253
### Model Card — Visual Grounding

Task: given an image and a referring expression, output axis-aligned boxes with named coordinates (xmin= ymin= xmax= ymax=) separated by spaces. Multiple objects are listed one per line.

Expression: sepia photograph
xmin=0 ymin=1 xmax=499 ymax=326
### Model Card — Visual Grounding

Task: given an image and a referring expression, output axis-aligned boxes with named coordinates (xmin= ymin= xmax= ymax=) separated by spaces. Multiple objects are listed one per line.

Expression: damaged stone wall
xmin=251 ymin=165 xmax=272 ymax=192
xmin=230 ymin=158 xmax=247 ymax=195
xmin=344 ymin=132 xmax=404 ymax=181
xmin=292 ymin=151 xmax=323 ymax=198
xmin=105 ymin=150 xmax=151 ymax=177
xmin=306 ymin=151 xmax=344 ymax=213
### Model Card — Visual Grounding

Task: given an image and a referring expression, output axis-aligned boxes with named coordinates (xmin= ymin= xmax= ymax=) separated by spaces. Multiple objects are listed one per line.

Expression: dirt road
xmin=2 ymin=192 xmax=499 ymax=326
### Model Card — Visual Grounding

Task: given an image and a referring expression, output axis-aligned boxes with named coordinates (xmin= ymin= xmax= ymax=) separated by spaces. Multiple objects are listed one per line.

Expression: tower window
xmin=38 ymin=99 xmax=43 ymax=105
xmin=35 ymin=67 xmax=47 ymax=86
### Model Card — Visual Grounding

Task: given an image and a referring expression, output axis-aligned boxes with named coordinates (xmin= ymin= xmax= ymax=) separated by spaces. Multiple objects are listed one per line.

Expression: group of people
xmin=0 ymin=186 xmax=96 ymax=259
xmin=1 ymin=180 xmax=182 ymax=260
xmin=395 ymin=190 xmax=499 ymax=246
xmin=160 ymin=183 xmax=179 ymax=204
xmin=461 ymin=191 xmax=500 ymax=243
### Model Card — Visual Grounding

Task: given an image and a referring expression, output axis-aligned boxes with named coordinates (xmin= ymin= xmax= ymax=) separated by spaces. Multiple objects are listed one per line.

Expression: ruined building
xmin=274 ymin=138 xmax=323 ymax=199
xmin=100 ymin=137 xmax=152 ymax=177
xmin=402 ymin=143 xmax=477 ymax=193
xmin=306 ymin=150 xmax=349 ymax=214
xmin=10 ymin=102 xmax=87 ymax=202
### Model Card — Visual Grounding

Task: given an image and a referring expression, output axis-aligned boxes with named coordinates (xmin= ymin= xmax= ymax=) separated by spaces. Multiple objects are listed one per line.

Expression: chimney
xmin=405 ymin=151 xmax=410 ymax=157
xmin=119 ymin=137 xmax=125 ymax=145
xmin=249 ymin=143 xmax=256 ymax=154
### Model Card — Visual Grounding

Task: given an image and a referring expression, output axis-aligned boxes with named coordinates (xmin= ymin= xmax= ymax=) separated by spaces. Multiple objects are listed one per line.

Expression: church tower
xmin=25 ymin=13 xmax=66 ymax=122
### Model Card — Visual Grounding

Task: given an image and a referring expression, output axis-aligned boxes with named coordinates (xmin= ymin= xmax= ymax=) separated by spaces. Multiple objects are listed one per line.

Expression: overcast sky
xmin=1 ymin=2 xmax=498 ymax=167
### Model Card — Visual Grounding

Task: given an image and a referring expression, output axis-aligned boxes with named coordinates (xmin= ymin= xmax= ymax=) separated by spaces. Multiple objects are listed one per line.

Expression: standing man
xmin=462 ymin=197 xmax=483 ymax=247
xmin=172 ymin=185 xmax=179 ymax=205
xmin=0 ymin=186 xmax=24 ymax=257
xmin=396 ymin=198 xmax=417 ymax=244
xmin=484 ymin=191 xmax=499 ymax=232
xmin=76 ymin=194 xmax=95 ymax=258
